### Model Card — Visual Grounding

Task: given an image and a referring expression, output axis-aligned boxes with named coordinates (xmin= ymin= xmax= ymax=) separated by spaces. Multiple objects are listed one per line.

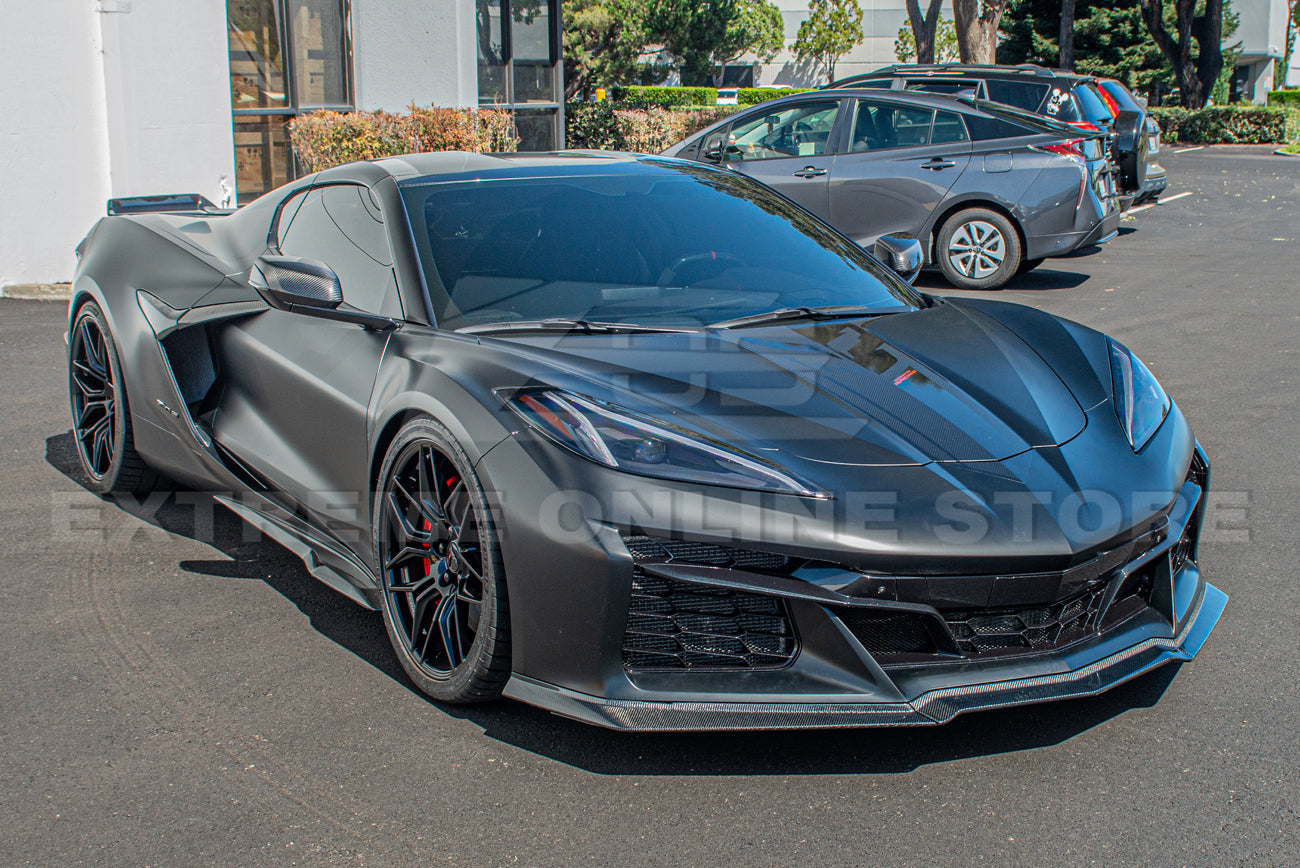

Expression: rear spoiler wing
xmin=107 ymin=193 xmax=228 ymax=216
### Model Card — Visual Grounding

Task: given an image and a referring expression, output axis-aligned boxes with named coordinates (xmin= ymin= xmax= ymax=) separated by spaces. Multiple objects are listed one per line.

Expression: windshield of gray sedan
xmin=400 ymin=164 xmax=922 ymax=331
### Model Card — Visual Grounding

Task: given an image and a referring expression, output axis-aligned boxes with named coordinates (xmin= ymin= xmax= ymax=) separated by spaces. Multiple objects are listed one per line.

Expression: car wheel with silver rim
xmin=936 ymin=208 xmax=1022 ymax=291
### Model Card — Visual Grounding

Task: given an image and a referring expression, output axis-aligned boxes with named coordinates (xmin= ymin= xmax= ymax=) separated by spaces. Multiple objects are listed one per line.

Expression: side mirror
xmin=249 ymin=254 xmax=397 ymax=332
xmin=249 ymin=254 xmax=343 ymax=310
xmin=874 ymin=234 xmax=923 ymax=284
xmin=702 ymin=135 xmax=724 ymax=162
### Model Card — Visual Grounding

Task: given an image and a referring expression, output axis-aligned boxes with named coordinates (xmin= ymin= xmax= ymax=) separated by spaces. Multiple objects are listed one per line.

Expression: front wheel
xmin=936 ymin=208 xmax=1022 ymax=290
xmin=374 ymin=418 xmax=511 ymax=703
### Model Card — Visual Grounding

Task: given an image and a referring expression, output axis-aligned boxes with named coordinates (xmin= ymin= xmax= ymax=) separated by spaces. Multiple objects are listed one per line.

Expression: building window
xmin=228 ymin=0 xmax=353 ymax=203
xmin=476 ymin=0 xmax=563 ymax=150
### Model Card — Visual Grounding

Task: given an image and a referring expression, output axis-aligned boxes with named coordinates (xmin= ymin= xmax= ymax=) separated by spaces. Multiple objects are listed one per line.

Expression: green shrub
xmin=1148 ymin=105 xmax=1296 ymax=144
xmin=737 ymin=88 xmax=814 ymax=106
xmin=613 ymin=86 xmax=718 ymax=108
xmin=564 ymin=101 xmax=622 ymax=150
xmin=290 ymin=105 xmax=518 ymax=172
xmin=1267 ymin=90 xmax=1300 ymax=108
xmin=566 ymin=105 xmax=739 ymax=151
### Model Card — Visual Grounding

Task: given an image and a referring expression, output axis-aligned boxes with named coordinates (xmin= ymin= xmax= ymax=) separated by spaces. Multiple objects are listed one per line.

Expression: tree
xmin=562 ymin=0 xmax=648 ymax=99
xmin=793 ymin=0 xmax=866 ymax=84
xmin=952 ymin=0 xmax=1012 ymax=63
xmin=895 ymin=14 xmax=960 ymax=63
xmin=1138 ymin=0 xmax=1224 ymax=108
xmin=1060 ymin=0 xmax=1077 ymax=70
xmin=713 ymin=0 xmax=786 ymax=85
xmin=644 ymin=0 xmax=737 ymax=84
xmin=903 ymin=0 xmax=948 ymax=64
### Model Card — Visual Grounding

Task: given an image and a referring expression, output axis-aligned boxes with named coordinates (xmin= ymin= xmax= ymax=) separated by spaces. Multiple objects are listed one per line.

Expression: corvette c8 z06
xmin=67 ymin=151 xmax=1224 ymax=730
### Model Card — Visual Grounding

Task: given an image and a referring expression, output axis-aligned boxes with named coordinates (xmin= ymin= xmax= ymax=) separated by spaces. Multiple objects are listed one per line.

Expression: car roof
xmin=752 ymin=87 xmax=995 ymax=114
xmin=829 ymin=64 xmax=1102 ymax=86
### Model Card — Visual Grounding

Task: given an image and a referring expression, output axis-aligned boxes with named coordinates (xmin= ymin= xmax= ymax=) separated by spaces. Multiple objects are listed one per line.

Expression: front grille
xmin=839 ymin=610 xmax=938 ymax=657
xmin=944 ymin=584 xmax=1107 ymax=656
xmin=1188 ymin=450 xmax=1209 ymax=489
xmin=621 ymin=534 xmax=790 ymax=571
xmin=1170 ymin=526 xmax=1195 ymax=574
xmin=623 ymin=574 xmax=797 ymax=670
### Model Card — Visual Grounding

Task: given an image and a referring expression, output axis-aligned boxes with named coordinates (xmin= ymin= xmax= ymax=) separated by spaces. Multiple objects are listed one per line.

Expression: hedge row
xmin=1149 ymin=105 xmax=1299 ymax=144
xmin=565 ymin=101 xmax=738 ymax=153
xmin=1267 ymin=89 xmax=1300 ymax=108
xmin=612 ymin=86 xmax=718 ymax=108
xmin=737 ymin=87 xmax=814 ymax=106
xmin=289 ymin=105 xmax=518 ymax=172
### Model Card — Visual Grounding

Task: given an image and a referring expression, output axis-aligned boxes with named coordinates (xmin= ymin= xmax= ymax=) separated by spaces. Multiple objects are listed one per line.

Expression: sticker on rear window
xmin=1046 ymin=88 xmax=1068 ymax=116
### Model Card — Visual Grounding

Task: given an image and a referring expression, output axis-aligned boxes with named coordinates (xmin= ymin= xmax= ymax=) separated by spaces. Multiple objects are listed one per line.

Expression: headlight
xmin=503 ymin=390 xmax=827 ymax=498
xmin=1108 ymin=339 xmax=1170 ymax=452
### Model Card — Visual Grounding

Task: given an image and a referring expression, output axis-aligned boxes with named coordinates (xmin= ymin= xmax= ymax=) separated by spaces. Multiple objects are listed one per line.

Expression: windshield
xmin=400 ymin=162 xmax=922 ymax=331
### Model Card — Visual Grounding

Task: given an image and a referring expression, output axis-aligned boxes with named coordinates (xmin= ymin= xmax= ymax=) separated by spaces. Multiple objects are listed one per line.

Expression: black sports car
xmin=68 ymin=152 xmax=1225 ymax=730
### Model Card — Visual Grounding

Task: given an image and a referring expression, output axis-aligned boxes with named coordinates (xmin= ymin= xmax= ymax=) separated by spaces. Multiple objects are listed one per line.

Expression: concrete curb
xmin=0 ymin=283 xmax=71 ymax=302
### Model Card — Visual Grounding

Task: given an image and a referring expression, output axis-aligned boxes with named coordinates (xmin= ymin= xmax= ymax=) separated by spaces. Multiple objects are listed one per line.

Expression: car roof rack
xmin=828 ymin=63 xmax=1056 ymax=86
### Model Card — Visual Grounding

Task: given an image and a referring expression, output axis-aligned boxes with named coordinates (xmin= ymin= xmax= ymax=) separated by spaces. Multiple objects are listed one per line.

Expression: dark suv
xmin=824 ymin=64 xmax=1163 ymax=205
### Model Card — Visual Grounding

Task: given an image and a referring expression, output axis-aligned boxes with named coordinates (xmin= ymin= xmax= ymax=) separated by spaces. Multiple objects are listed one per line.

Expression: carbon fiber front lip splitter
xmin=502 ymin=580 xmax=1228 ymax=732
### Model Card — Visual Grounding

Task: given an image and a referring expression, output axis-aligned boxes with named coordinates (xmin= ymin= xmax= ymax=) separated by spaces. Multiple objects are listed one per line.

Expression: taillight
xmin=1067 ymin=121 xmax=1102 ymax=133
xmin=1035 ymin=140 xmax=1085 ymax=159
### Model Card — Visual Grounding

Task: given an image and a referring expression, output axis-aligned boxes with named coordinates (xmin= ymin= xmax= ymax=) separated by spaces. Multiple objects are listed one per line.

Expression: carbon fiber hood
xmin=501 ymin=300 xmax=1089 ymax=467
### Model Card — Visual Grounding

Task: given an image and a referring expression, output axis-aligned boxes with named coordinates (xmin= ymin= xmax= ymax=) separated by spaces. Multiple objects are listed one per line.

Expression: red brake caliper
xmin=422 ymin=518 xmax=432 ymax=575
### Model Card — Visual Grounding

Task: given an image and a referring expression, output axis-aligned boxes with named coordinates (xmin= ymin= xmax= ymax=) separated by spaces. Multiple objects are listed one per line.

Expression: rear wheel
xmin=374 ymin=418 xmax=511 ymax=703
xmin=936 ymin=208 xmax=1022 ymax=290
xmin=68 ymin=302 xmax=156 ymax=495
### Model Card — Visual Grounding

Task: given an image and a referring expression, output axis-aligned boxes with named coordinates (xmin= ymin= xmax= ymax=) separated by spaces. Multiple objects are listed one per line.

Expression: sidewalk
xmin=0 ymin=284 xmax=71 ymax=301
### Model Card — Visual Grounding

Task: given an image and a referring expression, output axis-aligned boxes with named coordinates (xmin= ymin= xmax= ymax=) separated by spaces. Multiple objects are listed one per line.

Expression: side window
xmin=1044 ymin=86 xmax=1078 ymax=121
xmin=985 ymin=79 xmax=1051 ymax=113
xmin=278 ymin=186 xmax=403 ymax=318
xmin=275 ymin=189 xmax=312 ymax=249
xmin=723 ymin=101 xmax=840 ymax=161
xmin=931 ymin=111 xmax=969 ymax=145
xmin=848 ymin=101 xmax=934 ymax=152
xmin=905 ymin=79 xmax=980 ymax=98
xmin=964 ymin=115 xmax=1034 ymax=141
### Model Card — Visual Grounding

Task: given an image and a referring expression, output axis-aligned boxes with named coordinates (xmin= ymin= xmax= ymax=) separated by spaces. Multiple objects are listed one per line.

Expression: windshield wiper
xmin=707 ymin=305 xmax=909 ymax=330
xmin=457 ymin=318 xmax=695 ymax=336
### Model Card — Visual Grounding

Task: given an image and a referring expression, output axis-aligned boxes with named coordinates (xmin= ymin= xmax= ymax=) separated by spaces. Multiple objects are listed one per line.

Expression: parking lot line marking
xmin=1160 ymin=191 xmax=1193 ymax=203
xmin=1126 ymin=203 xmax=1156 ymax=215
xmin=1175 ymin=146 xmax=1204 ymax=154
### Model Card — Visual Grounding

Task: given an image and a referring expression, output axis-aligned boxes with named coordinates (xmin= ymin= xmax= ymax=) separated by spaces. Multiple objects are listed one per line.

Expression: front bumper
xmin=505 ymin=576 xmax=1226 ymax=730
xmin=490 ymin=434 xmax=1226 ymax=731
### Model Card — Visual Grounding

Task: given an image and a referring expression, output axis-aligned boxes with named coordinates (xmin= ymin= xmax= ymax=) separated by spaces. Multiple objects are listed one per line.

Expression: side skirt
xmin=214 ymin=493 xmax=379 ymax=610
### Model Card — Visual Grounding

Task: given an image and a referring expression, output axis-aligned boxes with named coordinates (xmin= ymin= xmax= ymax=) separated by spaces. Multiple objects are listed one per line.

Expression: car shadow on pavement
xmin=46 ymin=429 xmax=1180 ymax=776
xmin=45 ymin=431 xmax=405 ymax=685
xmin=915 ymin=268 xmax=1090 ymax=293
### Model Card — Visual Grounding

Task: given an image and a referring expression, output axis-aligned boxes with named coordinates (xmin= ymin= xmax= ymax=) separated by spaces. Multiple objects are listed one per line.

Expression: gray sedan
xmin=662 ymin=90 xmax=1120 ymax=290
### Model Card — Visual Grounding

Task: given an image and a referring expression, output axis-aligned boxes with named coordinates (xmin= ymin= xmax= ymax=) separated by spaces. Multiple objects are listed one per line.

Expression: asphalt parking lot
xmin=2 ymin=145 xmax=1297 ymax=867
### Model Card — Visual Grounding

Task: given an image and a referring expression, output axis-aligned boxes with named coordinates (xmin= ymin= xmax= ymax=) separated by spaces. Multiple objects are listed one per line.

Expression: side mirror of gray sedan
xmin=874 ymin=234 xmax=924 ymax=284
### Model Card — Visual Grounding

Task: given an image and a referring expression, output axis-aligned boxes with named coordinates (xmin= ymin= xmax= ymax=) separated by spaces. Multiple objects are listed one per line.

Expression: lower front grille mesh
xmin=623 ymin=573 xmax=797 ymax=670
xmin=944 ymin=585 xmax=1107 ymax=655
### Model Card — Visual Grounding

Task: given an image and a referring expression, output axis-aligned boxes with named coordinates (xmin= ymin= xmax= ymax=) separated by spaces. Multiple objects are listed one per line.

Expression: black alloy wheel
xmin=68 ymin=302 xmax=155 ymax=494
xmin=375 ymin=418 xmax=510 ymax=702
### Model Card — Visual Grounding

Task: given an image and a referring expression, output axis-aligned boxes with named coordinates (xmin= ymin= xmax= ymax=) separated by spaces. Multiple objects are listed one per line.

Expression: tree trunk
xmin=1139 ymin=0 xmax=1223 ymax=108
xmin=1059 ymin=0 xmax=1077 ymax=70
xmin=953 ymin=0 xmax=1010 ymax=64
xmin=906 ymin=0 xmax=946 ymax=65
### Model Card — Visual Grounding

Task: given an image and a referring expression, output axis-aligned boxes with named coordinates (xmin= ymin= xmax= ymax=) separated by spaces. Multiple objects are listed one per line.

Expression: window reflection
xmin=289 ymin=0 xmax=349 ymax=108
xmin=229 ymin=0 xmax=288 ymax=109
xmin=233 ymin=116 xmax=292 ymax=202
xmin=475 ymin=0 xmax=561 ymax=147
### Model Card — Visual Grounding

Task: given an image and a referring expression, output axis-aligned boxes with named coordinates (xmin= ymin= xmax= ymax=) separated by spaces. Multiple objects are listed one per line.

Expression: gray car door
xmin=827 ymin=100 xmax=973 ymax=248
xmin=716 ymin=99 xmax=844 ymax=217
xmin=213 ymin=184 xmax=400 ymax=540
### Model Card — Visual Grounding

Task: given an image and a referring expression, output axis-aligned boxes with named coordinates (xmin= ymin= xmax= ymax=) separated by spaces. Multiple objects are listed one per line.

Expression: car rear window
xmin=1098 ymin=81 xmax=1144 ymax=113
xmin=963 ymin=113 xmax=1034 ymax=141
xmin=1042 ymin=86 xmax=1078 ymax=121
xmin=1074 ymin=83 xmax=1114 ymax=122
xmin=984 ymin=79 xmax=1050 ymax=113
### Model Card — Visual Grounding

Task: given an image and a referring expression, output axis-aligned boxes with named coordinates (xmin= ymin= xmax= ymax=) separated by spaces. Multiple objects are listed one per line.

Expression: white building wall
xmin=0 ymin=0 xmax=235 ymax=288
xmin=353 ymin=0 xmax=477 ymax=110
xmin=758 ymin=1 xmax=955 ymax=86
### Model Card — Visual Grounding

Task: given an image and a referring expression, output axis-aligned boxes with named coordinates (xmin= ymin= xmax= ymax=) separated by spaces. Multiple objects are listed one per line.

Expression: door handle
xmin=920 ymin=158 xmax=957 ymax=170
xmin=793 ymin=166 xmax=828 ymax=178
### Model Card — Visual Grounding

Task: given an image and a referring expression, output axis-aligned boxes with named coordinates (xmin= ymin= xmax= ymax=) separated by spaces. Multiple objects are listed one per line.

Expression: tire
xmin=373 ymin=417 xmax=511 ymax=703
xmin=1017 ymin=257 xmax=1045 ymax=276
xmin=68 ymin=301 xmax=157 ymax=495
xmin=936 ymin=208 xmax=1022 ymax=290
